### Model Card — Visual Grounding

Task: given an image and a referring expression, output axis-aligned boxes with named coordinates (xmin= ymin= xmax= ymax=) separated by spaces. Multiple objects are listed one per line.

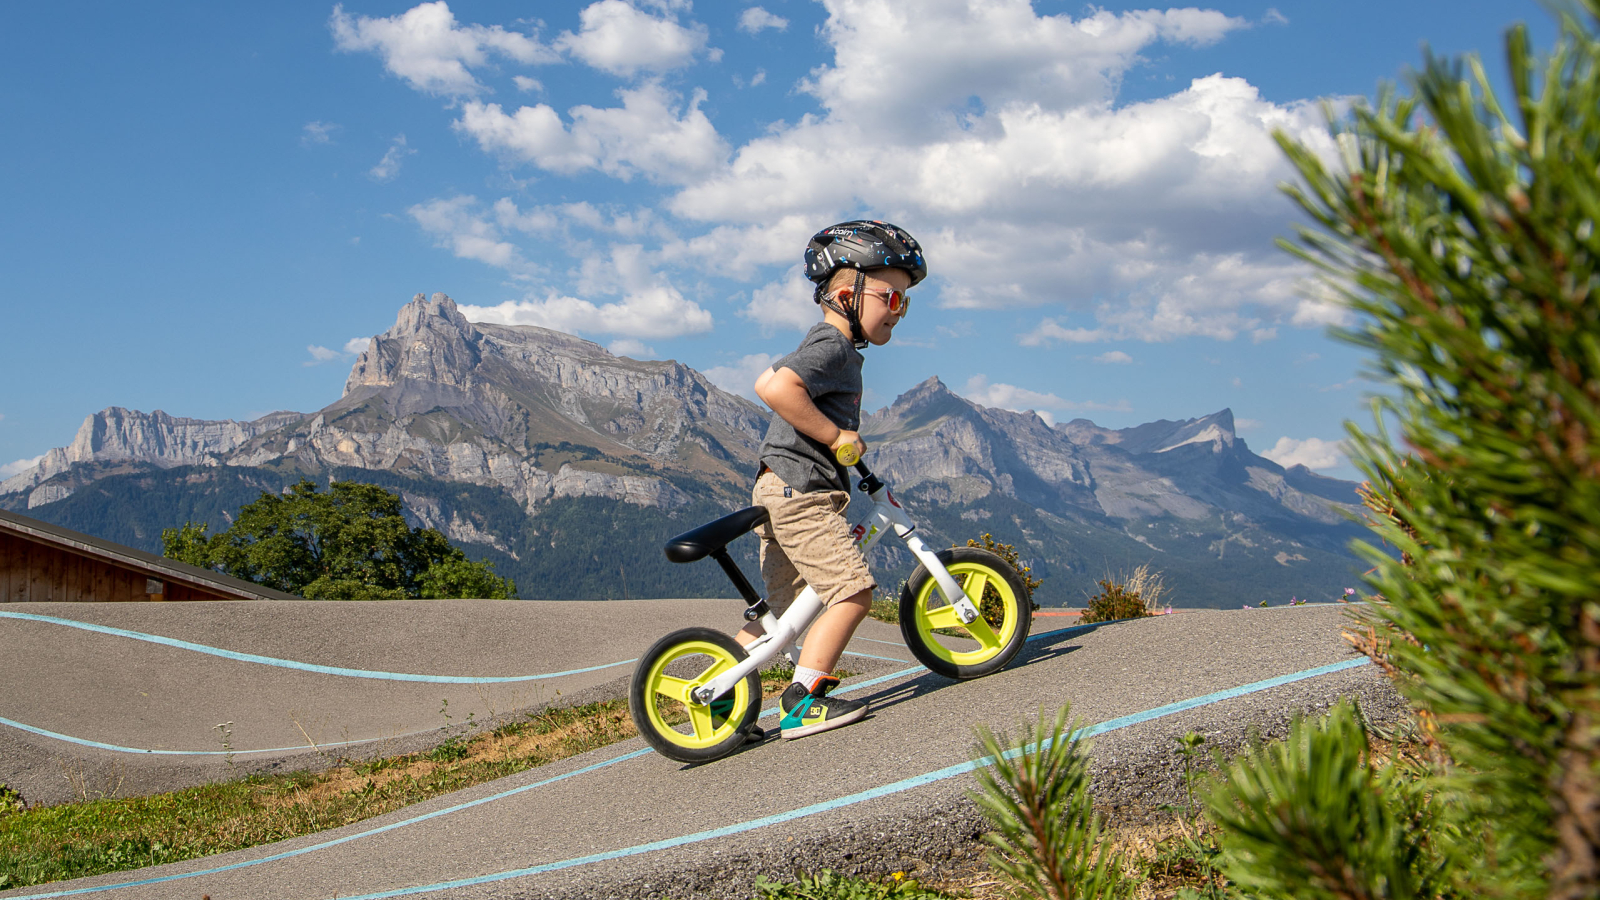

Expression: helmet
xmin=803 ymin=220 xmax=927 ymax=288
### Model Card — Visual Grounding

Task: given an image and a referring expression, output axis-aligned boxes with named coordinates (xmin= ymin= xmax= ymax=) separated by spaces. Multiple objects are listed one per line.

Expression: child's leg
xmin=796 ymin=588 xmax=871 ymax=673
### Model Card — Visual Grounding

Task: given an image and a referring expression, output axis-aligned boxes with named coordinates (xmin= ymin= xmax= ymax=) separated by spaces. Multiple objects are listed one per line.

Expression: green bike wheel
xmin=899 ymin=547 xmax=1032 ymax=679
xmin=629 ymin=627 xmax=761 ymax=763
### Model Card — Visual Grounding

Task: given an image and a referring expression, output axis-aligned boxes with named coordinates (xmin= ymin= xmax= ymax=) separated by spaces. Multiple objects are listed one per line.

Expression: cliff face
xmin=862 ymin=376 xmax=1361 ymax=554
xmin=5 ymin=294 xmax=1367 ymax=599
xmin=1 ymin=408 xmax=304 ymax=505
xmin=240 ymin=292 xmax=769 ymax=514
xmin=5 ymin=293 xmax=770 ymax=520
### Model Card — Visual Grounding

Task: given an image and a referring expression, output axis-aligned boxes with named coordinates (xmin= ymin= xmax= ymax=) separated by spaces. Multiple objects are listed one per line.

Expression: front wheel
xmin=899 ymin=548 xmax=1033 ymax=679
xmin=629 ymin=627 xmax=761 ymax=763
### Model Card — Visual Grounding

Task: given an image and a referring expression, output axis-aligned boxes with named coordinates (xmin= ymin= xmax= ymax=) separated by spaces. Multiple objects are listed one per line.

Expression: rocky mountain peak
xmin=1110 ymin=408 xmax=1238 ymax=455
xmin=345 ymin=292 xmax=483 ymax=397
xmin=392 ymin=291 xmax=476 ymax=338
xmin=865 ymin=376 xmax=978 ymax=435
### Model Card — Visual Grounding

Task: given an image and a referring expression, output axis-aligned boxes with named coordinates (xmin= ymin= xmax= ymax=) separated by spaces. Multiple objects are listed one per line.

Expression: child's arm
xmin=755 ymin=366 xmax=862 ymax=459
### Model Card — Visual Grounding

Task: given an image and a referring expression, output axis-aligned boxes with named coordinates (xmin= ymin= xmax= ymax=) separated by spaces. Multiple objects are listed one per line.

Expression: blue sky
xmin=0 ymin=1 xmax=1556 ymax=485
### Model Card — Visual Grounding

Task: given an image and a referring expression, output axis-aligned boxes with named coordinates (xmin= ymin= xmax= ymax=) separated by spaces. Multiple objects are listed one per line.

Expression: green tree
xmin=1196 ymin=3 xmax=1600 ymax=898
xmin=161 ymin=479 xmax=515 ymax=600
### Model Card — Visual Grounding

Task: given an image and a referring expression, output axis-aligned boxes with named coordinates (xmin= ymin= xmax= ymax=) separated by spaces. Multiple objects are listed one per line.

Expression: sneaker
xmin=778 ymin=676 xmax=866 ymax=739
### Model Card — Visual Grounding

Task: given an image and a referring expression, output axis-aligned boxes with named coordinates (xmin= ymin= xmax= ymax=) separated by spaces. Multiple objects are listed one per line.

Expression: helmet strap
xmin=816 ymin=269 xmax=870 ymax=349
xmin=848 ymin=270 xmax=868 ymax=348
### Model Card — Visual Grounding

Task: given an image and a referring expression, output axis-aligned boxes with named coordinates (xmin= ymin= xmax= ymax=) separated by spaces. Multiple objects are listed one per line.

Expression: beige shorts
xmin=753 ymin=470 xmax=876 ymax=614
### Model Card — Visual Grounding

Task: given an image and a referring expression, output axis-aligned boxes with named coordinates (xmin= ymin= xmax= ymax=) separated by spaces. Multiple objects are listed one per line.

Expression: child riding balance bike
xmin=629 ymin=221 xmax=1033 ymax=763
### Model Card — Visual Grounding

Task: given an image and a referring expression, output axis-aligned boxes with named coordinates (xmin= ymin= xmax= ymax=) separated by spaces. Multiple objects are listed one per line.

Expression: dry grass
xmin=1 ymin=667 xmax=806 ymax=891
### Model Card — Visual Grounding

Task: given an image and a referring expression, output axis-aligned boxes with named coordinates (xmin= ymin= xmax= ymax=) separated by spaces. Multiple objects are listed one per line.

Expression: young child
xmin=738 ymin=220 xmax=925 ymax=739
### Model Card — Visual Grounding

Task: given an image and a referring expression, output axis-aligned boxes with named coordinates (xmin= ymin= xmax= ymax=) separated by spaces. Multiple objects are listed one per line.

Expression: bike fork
xmin=694 ymin=588 xmax=824 ymax=703
xmin=903 ymin=533 xmax=982 ymax=624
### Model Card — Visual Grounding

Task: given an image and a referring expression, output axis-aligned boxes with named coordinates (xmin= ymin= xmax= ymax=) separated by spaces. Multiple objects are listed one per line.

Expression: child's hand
xmin=831 ymin=430 xmax=864 ymax=465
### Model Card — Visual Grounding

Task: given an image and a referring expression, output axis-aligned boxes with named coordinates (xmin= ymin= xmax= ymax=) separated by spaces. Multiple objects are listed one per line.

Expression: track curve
xmin=0 ymin=601 xmax=1397 ymax=900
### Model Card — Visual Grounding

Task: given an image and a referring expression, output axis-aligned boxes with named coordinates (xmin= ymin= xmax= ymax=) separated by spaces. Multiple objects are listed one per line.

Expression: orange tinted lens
xmin=887 ymin=290 xmax=908 ymax=315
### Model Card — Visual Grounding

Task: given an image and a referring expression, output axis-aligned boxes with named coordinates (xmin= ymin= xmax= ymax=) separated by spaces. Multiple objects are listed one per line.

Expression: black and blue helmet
xmin=803 ymin=220 xmax=927 ymax=287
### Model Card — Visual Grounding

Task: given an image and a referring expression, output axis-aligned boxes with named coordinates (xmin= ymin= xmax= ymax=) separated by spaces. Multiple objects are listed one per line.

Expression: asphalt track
xmin=0 ymin=600 xmax=1398 ymax=900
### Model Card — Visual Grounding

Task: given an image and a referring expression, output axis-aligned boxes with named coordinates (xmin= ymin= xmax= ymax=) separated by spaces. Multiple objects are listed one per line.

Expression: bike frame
xmin=690 ymin=475 xmax=982 ymax=705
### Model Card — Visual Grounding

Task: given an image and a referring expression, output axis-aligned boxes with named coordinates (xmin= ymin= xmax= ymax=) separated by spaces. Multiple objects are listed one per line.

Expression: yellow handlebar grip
xmin=835 ymin=443 xmax=860 ymax=466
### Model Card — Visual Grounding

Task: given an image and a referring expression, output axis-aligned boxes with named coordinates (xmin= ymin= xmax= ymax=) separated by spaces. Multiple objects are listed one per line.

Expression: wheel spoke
xmin=687 ymin=703 xmax=716 ymax=740
xmin=963 ymin=612 xmax=1002 ymax=650
xmin=961 ymin=570 xmax=993 ymax=600
xmin=652 ymin=674 xmax=696 ymax=704
xmin=923 ymin=603 xmax=963 ymax=630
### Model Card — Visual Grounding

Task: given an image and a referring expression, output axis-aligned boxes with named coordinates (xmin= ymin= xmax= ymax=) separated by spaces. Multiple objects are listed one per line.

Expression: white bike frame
xmin=691 ymin=475 xmax=982 ymax=705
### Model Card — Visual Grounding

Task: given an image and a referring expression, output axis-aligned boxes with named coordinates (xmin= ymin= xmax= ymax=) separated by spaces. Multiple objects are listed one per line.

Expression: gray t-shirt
xmin=758 ymin=323 xmax=863 ymax=494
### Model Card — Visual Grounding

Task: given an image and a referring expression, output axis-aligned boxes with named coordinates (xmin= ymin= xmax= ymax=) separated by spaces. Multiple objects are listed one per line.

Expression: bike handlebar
xmin=834 ymin=445 xmax=882 ymax=494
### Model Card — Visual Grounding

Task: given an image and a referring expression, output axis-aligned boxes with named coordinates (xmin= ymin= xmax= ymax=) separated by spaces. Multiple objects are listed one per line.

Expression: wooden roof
xmin=0 ymin=507 xmax=303 ymax=602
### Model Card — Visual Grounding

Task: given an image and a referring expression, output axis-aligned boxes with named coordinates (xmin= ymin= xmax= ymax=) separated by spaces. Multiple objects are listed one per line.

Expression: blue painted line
xmin=325 ymin=657 xmax=1375 ymax=900
xmin=4 ymin=749 xmax=657 ymax=900
xmin=0 ymin=611 xmax=634 ymax=683
xmin=1 ymin=666 xmax=928 ymax=900
xmin=0 ymin=630 xmax=1086 ymax=897
xmin=0 ymin=715 xmax=445 ymax=757
xmin=840 ymin=649 xmax=910 ymax=662
xmin=6 ymin=636 xmax=1371 ymax=900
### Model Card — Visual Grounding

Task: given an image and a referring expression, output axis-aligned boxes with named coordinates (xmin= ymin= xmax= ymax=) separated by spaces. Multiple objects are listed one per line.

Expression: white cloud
xmin=369 ymin=134 xmax=416 ymax=181
xmin=301 ymin=121 xmax=338 ymax=146
xmin=607 ymin=338 xmax=655 ymax=357
xmin=740 ymin=265 xmax=821 ymax=335
xmin=703 ymin=352 xmax=779 ymax=401
xmin=800 ymin=0 xmax=1245 ymax=133
xmin=1263 ymin=8 xmax=1289 ymax=25
xmin=305 ymin=345 xmax=340 ymax=366
xmin=749 ymin=69 xmax=767 ymax=87
xmin=409 ymin=195 xmax=534 ymax=274
xmin=960 ymin=374 xmax=1131 ymax=423
xmin=461 ymin=288 xmax=712 ymax=339
xmin=554 ymin=0 xmax=708 ymax=77
xmin=459 ymin=243 xmax=713 ymax=339
xmin=354 ymin=0 xmax=1351 ymax=347
xmin=330 ymin=1 xmax=555 ymax=98
xmin=738 ymin=7 xmax=789 ymax=33
xmin=513 ymin=75 xmax=542 ymax=92
xmin=0 ymin=455 xmax=43 ymax=480
xmin=1261 ymin=436 xmax=1345 ymax=470
xmin=1093 ymin=350 xmax=1132 ymax=364
xmin=1234 ymin=417 xmax=1263 ymax=431
xmin=1020 ymin=320 xmax=1110 ymax=346
xmin=307 ymin=338 xmax=376 ymax=366
xmin=454 ymin=83 xmax=728 ymax=183
xmin=659 ymin=0 xmax=1334 ymax=343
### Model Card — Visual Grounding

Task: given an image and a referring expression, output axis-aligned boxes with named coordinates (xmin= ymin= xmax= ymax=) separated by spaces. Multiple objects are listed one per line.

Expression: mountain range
xmin=1 ymin=292 xmax=1373 ymax=607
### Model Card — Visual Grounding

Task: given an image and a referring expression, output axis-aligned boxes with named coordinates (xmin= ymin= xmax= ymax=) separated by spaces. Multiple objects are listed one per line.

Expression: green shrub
xmin=965 ymin=533 xmax=1043 ymax=616
xmin=969 ymin=705 xmax=1139 ymax=900
xmin=1196 ymin=2 xmax=1600 ymax=896
xmin=1079 ymin=565 xmax=1165 ymax=623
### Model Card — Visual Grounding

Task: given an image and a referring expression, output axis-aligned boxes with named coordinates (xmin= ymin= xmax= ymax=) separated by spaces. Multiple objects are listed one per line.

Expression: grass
xmin=0 ymin=665 xmax=806 ymax=891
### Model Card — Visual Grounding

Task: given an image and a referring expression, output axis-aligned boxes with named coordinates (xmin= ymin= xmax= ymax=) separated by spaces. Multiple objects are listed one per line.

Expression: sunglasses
xmin=843 ymin=287 xmax=910 ymax=317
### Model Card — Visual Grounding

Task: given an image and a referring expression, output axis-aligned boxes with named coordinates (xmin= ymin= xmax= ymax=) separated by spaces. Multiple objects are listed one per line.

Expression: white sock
xmin=792 ymin=665 xmax=829 ymax=691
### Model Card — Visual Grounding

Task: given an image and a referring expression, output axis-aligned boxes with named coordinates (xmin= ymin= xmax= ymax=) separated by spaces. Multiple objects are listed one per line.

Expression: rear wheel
xmin=899 ymin=548 xmax=1032 ymax=679
xmin=629 ymin=627 xmax=761 ymax=763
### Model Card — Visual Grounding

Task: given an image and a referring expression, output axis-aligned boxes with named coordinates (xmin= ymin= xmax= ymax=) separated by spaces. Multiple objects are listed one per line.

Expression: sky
xmin=0 ymin=1 xmax=1558 ymax=485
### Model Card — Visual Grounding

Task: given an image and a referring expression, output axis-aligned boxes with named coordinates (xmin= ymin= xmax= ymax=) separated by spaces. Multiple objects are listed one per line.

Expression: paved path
xmin=0 ymin=602 xmax=1393 ymax=900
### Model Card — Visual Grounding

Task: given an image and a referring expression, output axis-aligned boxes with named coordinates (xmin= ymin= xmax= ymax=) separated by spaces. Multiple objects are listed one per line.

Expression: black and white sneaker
xmin=777 ymin=676 xmax=866 ymax=739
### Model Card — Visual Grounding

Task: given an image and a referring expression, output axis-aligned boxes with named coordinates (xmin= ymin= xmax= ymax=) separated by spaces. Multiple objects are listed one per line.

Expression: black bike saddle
xmin=664 ymin=506 xmax=770 ymax=563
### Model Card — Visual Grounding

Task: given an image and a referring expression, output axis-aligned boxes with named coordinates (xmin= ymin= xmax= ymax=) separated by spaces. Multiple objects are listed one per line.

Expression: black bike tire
xmin=898 ymin=547 xmax=1033 ymax=679
xmin=628 ymin=627 xmax=762 ymax=763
